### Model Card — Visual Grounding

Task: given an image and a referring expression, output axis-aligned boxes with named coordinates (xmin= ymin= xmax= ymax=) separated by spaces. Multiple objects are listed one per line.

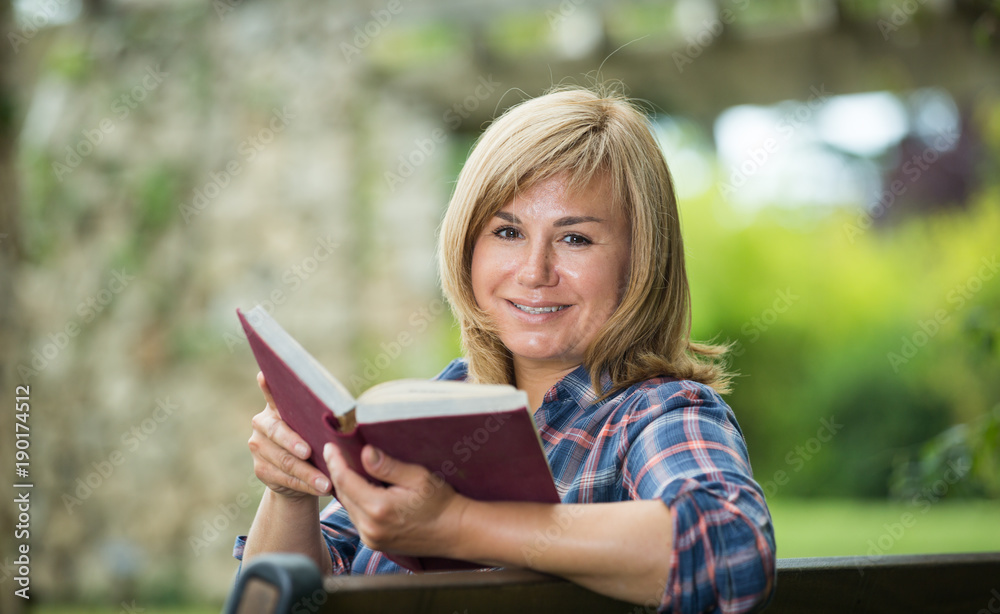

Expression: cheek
xmin=470 ymin=244 xmax=493 ymax=305
xmin=616 ymin=254 xmax=631 ymax=299
xmin=592 ymin=252 xmax=631 ymax=315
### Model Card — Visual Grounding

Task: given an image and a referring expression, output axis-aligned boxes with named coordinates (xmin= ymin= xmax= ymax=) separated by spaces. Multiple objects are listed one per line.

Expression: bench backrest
xmin=225 ymin=551 xmax=1000 ymax=614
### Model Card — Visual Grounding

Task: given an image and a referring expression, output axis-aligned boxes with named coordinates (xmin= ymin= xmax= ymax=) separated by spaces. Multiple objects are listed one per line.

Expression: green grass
xmin=770 ymin=498 xmax=1000 ymax=558
xmin=34 ymin=608 xmax=220 ymax=614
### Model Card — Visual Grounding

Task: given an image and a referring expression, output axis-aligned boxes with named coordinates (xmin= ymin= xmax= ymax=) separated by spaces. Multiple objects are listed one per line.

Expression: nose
xmin=515 ymin=242 xmax=557 ymax=288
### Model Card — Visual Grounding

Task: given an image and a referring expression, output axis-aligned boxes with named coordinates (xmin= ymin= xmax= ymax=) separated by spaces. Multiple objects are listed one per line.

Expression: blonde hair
xmin=438 ymin=86 xmax=731 ymax=396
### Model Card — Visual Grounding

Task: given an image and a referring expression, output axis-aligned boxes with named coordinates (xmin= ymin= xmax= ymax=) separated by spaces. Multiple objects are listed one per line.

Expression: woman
xmin=236 ymin=87 xmax=776 ymax=613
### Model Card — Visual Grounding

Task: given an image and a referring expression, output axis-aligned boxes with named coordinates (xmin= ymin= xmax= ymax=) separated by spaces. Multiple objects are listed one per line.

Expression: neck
xmin=513 ymin=359 xmax=580 ymax=413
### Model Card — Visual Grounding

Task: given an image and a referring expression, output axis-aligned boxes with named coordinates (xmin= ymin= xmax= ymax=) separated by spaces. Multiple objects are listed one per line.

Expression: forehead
xmin=498 ymin=173 xmax=623 ymax=223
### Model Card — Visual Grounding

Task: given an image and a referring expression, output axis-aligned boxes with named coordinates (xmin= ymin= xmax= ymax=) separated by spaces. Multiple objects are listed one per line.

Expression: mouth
xmin=510 ymin=301 xmax=569 ymax=315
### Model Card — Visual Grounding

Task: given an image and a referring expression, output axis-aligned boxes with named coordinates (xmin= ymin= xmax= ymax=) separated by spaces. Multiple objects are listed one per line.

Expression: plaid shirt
xmin=235 ymin=358 xmax=776 ymax=613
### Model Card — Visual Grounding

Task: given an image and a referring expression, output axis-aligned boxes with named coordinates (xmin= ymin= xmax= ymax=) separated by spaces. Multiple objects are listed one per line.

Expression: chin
xmin=504 ymin=340 xmax=577 ymax=364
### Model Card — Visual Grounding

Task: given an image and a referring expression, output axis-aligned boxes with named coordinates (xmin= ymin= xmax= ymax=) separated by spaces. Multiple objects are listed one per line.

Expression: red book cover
xmin=238 ymin=308 xmax=370 ymax=482
xmin=237 ymin=307 xmax=560 ymax=573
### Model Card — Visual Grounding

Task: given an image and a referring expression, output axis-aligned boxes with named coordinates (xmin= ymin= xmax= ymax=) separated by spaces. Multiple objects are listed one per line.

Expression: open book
xmin=236 ymin=306 xmax=560 ymax=572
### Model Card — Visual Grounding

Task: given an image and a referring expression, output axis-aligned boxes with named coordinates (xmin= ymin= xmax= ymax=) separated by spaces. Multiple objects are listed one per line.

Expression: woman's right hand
xmin=248 ymin=372 xmax=332 ymax=499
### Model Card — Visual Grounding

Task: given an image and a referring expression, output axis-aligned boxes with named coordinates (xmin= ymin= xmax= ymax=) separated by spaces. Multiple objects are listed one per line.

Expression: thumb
xmin=362 ymin=445 xmax=422 ymax=486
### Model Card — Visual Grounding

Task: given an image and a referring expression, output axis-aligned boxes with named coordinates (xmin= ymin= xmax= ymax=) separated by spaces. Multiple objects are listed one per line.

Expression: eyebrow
xmin=493 ymin=212 xmax=605 ymax=227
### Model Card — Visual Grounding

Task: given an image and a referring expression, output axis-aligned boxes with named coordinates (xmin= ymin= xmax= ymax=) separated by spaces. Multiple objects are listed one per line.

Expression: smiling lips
xmin=511 ymin=302 xmax=569 ymax=315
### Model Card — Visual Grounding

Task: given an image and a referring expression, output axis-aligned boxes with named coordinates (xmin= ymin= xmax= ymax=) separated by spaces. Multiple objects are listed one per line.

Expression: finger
xmin=252 ymin=407 xmax=311 ymax=460
xmin=255 ymin=373 xmax=304 ymax=455
xmin=324 ymin=443 xmax=383 ymax=501
xmin=252 ymin=433 xmax=331 ymax=495
xmin=257 ymin=372 xmax=277 ymax=409
xmin=256 ymin=458 xmax=331 ymax=497
xmin=360 ymin=445 xmax=428 ymax=488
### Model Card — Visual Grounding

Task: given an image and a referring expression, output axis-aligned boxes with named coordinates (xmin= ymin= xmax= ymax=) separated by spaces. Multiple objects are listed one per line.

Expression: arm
xmin=626 ymin=388 xmax=776 ymax=613
xmin=326 ymin=443 xmax=671 ymax=604
xmin=451 ymin=497 xmax=674 ymax=605
xmin=323 ymin=383 xmax=775 ymax=613
xmin=243 ymin=490 xmax=333 ymax=575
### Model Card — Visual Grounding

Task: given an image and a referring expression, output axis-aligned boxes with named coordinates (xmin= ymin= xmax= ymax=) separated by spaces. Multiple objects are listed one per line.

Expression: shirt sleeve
xmin=622 ymin=382 xmax=776 ymax=614
xmin=318 ymin=498 xmax=362 ymax=574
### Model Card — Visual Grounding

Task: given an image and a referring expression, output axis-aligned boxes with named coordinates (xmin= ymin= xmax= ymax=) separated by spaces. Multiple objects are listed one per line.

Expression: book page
xmin=356 ymin=381 xmax=528 ymax=423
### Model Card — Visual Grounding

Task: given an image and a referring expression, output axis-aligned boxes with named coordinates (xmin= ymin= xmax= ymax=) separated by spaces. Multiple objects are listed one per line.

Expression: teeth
xmin=513 ymin=303 xmax=568 ymax=315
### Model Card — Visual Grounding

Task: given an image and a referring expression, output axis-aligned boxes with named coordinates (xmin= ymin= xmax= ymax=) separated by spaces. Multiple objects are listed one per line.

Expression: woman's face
xmin=471 ymin=173 xmax=631 ymax=374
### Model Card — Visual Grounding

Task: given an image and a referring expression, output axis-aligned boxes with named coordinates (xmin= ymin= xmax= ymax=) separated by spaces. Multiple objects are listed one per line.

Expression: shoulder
xmin=614 ymin=378 xmax=755 ymax=489
xmin=611 ymin=376 xmax=745 ymax=442
xmin=619 ymin=376 xmax=731 ymax=417
xmin=432 ymin=358 xmax=468 ymax=382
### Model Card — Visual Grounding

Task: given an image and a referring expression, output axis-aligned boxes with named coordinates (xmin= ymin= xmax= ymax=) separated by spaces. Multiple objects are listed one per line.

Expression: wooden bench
xmin=224 ymin=551 xmax=1000 ymax=613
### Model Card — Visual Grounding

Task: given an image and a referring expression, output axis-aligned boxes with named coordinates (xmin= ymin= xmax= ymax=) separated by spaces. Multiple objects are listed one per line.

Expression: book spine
xmin=321 ymin=417 xmax=371 ymax=484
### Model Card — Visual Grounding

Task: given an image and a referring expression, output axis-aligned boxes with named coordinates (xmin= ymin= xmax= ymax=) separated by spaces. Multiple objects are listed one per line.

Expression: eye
xmin=492 ymin=226 xmax=521 ymax=240
xmin=561 ymin=233 xmax=592 ymax=246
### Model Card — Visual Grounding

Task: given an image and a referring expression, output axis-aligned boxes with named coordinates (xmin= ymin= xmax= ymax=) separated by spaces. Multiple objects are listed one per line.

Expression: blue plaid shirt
xmin=235 ymin=358 xmax=776 ymax=613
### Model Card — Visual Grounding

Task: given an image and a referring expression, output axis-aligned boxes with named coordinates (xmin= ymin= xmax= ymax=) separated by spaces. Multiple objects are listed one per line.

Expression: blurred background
xmin=0 ymin=0 xmax=998 ymax=611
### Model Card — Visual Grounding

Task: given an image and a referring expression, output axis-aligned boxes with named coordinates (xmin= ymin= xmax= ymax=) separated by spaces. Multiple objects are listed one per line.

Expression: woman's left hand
xmin=323 ymin=443 xmax=470 ymax=557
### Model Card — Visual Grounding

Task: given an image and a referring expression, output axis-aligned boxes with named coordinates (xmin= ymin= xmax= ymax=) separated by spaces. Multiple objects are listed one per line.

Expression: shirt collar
xmin=544 ymin=363 xmax=614 ymax=408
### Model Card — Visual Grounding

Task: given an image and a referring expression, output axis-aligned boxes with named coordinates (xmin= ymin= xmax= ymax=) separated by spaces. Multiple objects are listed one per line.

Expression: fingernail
xmin=294 ymin=443 xmax=309 ymax=458
xmin=315 ymin=476 xmax=330 ymax=492
xmin=323 ymin=443 xmax=334 ymax=461
xmin=367 ymin=446 xmax=382 ymax=465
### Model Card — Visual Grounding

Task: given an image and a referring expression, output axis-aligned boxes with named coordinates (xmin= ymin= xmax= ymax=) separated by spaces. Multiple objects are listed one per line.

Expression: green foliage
xmin=43 ymin=38 xmax=94 ymax=82
xmin=890 ymin=406 xmax=1000 ymax=501
xmin=110 ymin=165 xmax=184 ymax=286
xmin=485 ymin=13 xmax=551 ymax=57
xmin=682 ymin=187 xmax=1000 ymax=499
xmin=18 ymin=148 xmax=64 ymax=262
xmin=135 ymin=165 xmax=182 ymax=237
xmin=371 ymin=22 xmax=468 ymax=69
xmin=35 ymin=607 xmax=220 ymax=614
